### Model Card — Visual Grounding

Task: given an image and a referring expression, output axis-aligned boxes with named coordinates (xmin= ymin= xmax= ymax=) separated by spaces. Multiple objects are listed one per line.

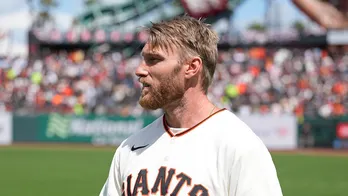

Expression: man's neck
xmin=163 ymin=90 xmax=217 ymax=128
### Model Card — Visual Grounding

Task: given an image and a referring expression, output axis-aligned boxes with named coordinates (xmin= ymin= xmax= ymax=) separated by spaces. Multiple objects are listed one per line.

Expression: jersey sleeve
xmin=99 ymin=148 xmax=123 ymax=196
xmin=228 ymin=138 xmax=283 ymax=196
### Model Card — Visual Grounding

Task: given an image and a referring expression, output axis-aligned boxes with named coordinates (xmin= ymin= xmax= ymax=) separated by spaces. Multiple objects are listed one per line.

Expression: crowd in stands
xmin=0 ymin=46 xmax=347 ymax=118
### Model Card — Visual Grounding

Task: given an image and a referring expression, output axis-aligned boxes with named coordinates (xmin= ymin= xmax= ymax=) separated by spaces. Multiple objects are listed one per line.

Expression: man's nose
xmin=135 ymin=61 xmax=149 ymax=78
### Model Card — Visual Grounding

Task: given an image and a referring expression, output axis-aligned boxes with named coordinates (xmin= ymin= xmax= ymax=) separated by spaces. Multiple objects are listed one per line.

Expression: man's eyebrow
xmin=141 ymin=51 xmax=164 ymax=58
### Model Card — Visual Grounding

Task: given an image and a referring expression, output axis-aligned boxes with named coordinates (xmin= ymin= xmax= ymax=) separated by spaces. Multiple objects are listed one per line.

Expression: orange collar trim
xmin=163 ymin=108 xmax=226 ymax=137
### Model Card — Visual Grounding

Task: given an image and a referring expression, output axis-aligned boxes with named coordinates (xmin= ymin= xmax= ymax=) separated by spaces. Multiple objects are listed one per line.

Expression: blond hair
xmin=145 ymin=15 xmax=219 ymax=94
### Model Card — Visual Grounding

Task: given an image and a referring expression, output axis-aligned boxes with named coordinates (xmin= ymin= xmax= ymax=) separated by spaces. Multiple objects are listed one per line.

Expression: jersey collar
xmin=162 ymin=108 xmax=226 ymax=137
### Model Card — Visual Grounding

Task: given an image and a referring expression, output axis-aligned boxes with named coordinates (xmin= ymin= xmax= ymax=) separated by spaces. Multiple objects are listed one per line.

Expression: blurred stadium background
xmin=1 ymin=0 xmax=348 ymax=195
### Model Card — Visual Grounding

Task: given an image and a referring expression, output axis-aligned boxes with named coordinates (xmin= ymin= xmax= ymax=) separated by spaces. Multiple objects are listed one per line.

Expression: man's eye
xmin=146 ymin=58 xmax=159 ymax=64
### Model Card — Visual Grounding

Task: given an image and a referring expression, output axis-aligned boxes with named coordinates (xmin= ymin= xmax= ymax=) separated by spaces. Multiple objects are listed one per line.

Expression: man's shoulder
xmin=211 ymin=109 xmax=260 ymax=140
xmin=209 ymin=110 xmax=269 ymax=156
xmin=211 ymin=109 xmax=249 ymax=129
xmin=120 ymin=115 xmax=164 ymax=148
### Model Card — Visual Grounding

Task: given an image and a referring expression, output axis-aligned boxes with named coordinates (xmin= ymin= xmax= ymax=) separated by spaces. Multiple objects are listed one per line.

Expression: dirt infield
xmin=2 ymin=142 xmax=348 ymax=156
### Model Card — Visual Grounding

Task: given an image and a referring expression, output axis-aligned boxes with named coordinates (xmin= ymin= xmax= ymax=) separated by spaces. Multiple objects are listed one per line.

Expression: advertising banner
xmin=333 ymin=139 xmax=348 ymax=149
xmin=0 ymin=112 xmax=13 ymax=145
xmin=38 ymin=113 xmax=157 ymax=146
xmin=327 ymin=29 xmax=348 ymax=45
xmin=238 ymin=114 xmax=298 ymax=150
xmin=336 ymin=122 xmax=348 ymax=139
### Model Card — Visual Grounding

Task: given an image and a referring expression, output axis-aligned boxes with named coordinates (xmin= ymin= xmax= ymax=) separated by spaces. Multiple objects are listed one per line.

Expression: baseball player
xmin=99 ymin=16 xmax=283 ymax=196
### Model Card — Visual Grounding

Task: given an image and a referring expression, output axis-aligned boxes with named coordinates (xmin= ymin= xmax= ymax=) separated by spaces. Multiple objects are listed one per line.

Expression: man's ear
xmin=184 ymin=57 xmax=202 ymax=79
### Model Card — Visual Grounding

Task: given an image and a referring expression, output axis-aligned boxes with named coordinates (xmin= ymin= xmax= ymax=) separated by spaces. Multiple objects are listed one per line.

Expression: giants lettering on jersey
xmin=122 ymin=166 xmax=209 ymax=196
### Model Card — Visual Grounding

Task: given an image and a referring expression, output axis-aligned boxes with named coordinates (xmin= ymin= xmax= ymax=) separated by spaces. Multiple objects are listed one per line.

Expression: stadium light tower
xmin=264 ymin=0 xmax=272 ymax=39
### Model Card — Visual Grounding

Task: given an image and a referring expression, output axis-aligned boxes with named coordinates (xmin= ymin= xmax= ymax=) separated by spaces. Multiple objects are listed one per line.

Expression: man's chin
xmin=139 ymin=99 xmax=161 ymax=110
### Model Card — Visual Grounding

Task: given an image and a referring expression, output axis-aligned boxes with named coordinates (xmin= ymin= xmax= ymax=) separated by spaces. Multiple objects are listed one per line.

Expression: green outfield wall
xmin=8 ymin=113 xmax=348 ymax=149
xmin=12 ymin=113 xmax=157 ymax=146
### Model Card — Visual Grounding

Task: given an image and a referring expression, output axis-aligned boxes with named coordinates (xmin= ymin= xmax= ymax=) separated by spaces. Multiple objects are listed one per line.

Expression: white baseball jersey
xmin=99 ymin=109 xmax=283 ymax=196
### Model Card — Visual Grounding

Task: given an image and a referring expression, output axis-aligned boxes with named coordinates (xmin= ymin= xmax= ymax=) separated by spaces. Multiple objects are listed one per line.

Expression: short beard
xmin=139 ymin=65 xmax=183 ymax=110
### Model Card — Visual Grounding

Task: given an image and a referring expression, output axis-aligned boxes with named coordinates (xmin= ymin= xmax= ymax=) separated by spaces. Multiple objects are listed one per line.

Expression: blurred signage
xmin=0 ymin=112 xmax=12 ymax=145
xmin=94 ymin=29 xmax=106 ymax=43
xmin=50 ymin=29 xmax=62 ymax=42
xmin=110 ymin=30 xmax=120 ymax=42
xmin=66 ymin=30 xmax=79 ymax=42
xmin=238 ymin=114 xmax=298 ymax=150
xmin=38 ymin=113 xmax=156 ymax=146
xmin=336 ymin=122 xmax=348 ymax=139
xmin=327 ymin=29 xmax=348 ymax=45
xmin=30 ymin=28 xmax=325 ymax=46
xmin=333 ymin=139 xmax=348 ymax=149
xmin=81 ymin=30 xmax=92 ymax=42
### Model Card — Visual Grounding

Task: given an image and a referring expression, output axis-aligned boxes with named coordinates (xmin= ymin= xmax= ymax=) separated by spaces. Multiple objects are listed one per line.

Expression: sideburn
xmin=158 ymin=63 xmax=185 ymax=103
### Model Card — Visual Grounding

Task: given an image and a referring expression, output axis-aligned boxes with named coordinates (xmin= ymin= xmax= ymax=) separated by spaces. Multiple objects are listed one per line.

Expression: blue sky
xmin=0 ymin=0 xmax=311 ymax=56
xmin=234 ymin=0 xmax=308 ymax=29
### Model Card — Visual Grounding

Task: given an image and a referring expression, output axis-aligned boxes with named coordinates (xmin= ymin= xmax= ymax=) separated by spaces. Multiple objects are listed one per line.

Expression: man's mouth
xmin=141 ymin=82 xmax=151 ymax=90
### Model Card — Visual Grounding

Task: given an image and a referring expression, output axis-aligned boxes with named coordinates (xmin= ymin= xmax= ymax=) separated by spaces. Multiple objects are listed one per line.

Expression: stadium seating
xmin=0 ymin=47 xmax=347 ymax=117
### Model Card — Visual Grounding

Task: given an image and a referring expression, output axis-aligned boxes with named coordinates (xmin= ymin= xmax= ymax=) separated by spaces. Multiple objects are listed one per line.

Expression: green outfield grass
xmin=272 ymin=153 xmax=348 ymax=196
xmin=1 ymin=146 xmax=347 ymax=196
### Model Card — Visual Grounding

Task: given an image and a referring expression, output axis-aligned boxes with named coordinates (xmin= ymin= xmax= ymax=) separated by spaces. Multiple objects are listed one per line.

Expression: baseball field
xmin=1 ymin=145 xmax=347 ymax=196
